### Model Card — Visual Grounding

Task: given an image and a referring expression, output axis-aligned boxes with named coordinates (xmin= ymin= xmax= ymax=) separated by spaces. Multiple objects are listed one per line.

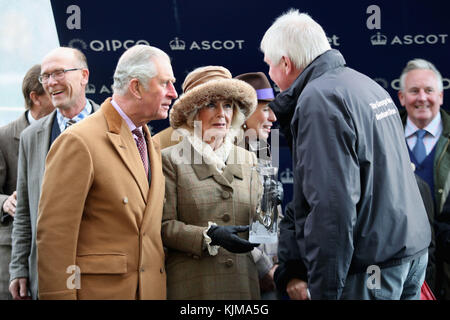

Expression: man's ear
xmin=282 ymin=56 xmax=294 ymax=75
xmin=29 ymin=91 xmax=39 ymax=106
xmin=398 ymin=90 xmax=405 ymax=107
xmin=80 ymin=68 xmax=89 ymax=86
xmin=282 ymin=55 xmax=303 ymax=81
xmin=129 ymin=78 xmax=142 ymax=99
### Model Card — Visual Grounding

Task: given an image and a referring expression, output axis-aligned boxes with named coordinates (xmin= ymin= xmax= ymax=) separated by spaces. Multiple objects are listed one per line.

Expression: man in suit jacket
xmin=0 ymin=65 xmax=54 ymax=299
xmin=37 ymin=44 xmax=178 ymax=299
xmin=9 ymin=48 xmax=98 ymax=300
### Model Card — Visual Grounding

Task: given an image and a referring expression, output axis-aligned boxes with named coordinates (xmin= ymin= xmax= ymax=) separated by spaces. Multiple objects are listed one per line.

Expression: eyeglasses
xmin=38 ymin=68 xmax=82 ymax=84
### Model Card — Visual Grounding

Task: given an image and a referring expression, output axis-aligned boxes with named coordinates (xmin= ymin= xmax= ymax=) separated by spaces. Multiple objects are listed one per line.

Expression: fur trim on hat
xmin=169 ymin=78 xmax=257 ymax=129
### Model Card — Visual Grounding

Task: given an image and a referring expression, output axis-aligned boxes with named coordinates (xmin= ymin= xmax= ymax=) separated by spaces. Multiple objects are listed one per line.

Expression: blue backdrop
xmin=50 ymin=0 xmax=450 ymax=209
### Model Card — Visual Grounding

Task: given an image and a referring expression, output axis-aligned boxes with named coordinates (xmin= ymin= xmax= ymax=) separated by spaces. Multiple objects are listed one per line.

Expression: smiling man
xmin=36 ymin=45 xmax=177 ymax=299
xmin=398 ymin=58 xmax=450 ymax=300
xmin=9 ymin=47 xmax=98 ymax=300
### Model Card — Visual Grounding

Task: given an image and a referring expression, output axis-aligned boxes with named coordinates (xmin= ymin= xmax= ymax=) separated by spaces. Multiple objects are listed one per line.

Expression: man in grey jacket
xmin=9 ymin=47 xmax=98 ymax=299
xmin=261 ymin=9 xmax=431 ymax=299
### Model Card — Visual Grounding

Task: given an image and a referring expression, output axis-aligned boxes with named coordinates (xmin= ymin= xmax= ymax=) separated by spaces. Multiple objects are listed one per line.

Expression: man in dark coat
xmin=261 ymin=9 xmax=431 ymax=300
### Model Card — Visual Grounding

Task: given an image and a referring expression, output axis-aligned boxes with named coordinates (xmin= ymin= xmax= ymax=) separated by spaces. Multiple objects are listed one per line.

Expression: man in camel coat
xmin=36 ymin=44 xmax=177 ymax=299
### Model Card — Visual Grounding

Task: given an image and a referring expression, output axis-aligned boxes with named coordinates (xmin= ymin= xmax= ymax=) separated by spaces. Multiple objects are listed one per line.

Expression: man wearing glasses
xmin=9 ymin=47 xmax=99 ymax=300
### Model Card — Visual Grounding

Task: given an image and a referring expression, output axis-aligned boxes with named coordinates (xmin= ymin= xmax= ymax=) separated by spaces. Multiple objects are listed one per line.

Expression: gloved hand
xmin=207 ymin=225 xmax=259 ymax=253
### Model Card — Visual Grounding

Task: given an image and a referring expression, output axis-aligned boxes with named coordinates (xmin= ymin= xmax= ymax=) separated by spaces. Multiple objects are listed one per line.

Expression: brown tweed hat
xmin=169 ymin=66 xmax=257 ymax=129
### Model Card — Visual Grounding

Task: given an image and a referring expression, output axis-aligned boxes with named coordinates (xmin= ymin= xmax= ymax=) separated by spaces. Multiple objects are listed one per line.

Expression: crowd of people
xmin=0 ymin=9 xmax=448 ymax=300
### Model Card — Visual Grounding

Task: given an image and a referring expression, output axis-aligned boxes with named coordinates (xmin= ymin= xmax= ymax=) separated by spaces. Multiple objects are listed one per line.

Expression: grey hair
xmin=260 ymin=9 xmax=331 ymax=70
xmin=399 ymin=58 xmax=443 ymax=92
xmin=112 ymin=44 xmax=170 ymax=95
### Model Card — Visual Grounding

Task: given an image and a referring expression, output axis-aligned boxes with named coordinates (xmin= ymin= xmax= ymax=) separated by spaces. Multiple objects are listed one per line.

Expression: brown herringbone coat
xmin=161 ymin=138 xmax=260 ymax=299
xmin=0 ymin=112 xmax=29 ymax=299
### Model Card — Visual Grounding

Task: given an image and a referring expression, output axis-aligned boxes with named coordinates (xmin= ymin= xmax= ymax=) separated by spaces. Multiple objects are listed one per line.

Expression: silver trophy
xmin=249 ymin=165 xmax=281 ymax=244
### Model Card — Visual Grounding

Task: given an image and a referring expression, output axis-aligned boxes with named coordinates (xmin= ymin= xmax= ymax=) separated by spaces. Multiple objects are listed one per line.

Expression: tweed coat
xmin=161 ymin=137 xmax=261 ymax=299
xmin=9 ymin=100 xmax=98 ymax=299
xmin=0 ymin=112 xmax=29 ymax=299
xmin=37 ymin=98 xmax=166 ymax=300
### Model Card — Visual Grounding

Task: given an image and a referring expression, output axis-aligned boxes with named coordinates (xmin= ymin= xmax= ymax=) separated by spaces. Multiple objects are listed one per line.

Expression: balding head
xmin=40 ymin=47 xmax=90 ymax=117
xmin=42 ymin=47 xmax=88 ymax=69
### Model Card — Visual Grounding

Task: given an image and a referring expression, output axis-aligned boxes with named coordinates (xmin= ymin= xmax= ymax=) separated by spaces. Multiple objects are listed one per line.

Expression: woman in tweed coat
xmin=161 ymin=66 xmax=261 ymax=299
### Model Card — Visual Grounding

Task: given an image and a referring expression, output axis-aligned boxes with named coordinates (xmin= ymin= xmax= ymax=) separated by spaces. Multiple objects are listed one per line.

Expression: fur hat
xmin=234 ymin=72 xmax=275 ymax=102
xmin=169 ymin=66 xmax=257 ymax=129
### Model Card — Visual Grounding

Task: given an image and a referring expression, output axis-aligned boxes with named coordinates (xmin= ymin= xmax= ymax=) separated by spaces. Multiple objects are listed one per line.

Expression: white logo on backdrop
xmin=169 ymin=37 xmax=245 ymax=51
xmin=68 ymin=39 xmax=150 ymax=52
xmin=280 ymin=168 xmax=294 ymax=184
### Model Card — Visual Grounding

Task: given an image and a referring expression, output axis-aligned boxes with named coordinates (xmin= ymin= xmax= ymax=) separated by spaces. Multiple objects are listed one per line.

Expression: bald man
xmin=9 ymin=47 xmax=99 ymax=299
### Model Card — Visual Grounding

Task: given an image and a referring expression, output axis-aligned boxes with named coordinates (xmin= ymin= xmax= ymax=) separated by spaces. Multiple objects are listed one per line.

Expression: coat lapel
xmin=36 ymin=111 xmax=56 ymax=184
xmin=103 ymin=99 xmax=149 ymax=202
xmin=13 ymin=112 xmax=29 ymax=141
xmin=140 ymin=127 xmax=165 ymax=231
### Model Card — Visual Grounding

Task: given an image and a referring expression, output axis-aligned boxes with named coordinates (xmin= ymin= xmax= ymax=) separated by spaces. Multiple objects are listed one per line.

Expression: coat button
xmin=225 ymin=259 xmax=234 ymax=267
xmin=221 ymin=191 xmax=231 ymax=199
xmin=140 ymin=268 xmax=145 ymax=272
xmin=438 ymin=188 xmax=444 ymax=194
xmin=123 ymin=197 xmax=128 ymax=204
xmin=222 ymin=213 xmax=230 ymax=222
xmin=160 ymin=267 xmax=164 ymax=273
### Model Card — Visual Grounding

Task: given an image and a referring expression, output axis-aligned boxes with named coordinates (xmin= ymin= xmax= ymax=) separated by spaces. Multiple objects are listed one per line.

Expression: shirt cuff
xmin=203 ymin=221 xmax=220 ymax=256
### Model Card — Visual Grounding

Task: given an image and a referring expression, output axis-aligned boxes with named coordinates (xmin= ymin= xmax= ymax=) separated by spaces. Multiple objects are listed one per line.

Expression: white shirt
xmin=26 ymin=110 xmax=37 ymax=124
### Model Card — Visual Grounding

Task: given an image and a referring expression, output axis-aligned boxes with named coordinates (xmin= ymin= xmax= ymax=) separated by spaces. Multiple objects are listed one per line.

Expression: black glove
xmin=207 ymin=225 xmax=259 ymax=253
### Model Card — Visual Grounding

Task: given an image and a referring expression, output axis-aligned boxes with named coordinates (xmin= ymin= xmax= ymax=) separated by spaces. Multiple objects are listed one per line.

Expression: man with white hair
xmin=36 ymin=45 xmax=177 ymax=299
xmin=398 ymin=58 xmax=450 ymax=299
xmin=261 ymin=9 xmax=431 ymax=299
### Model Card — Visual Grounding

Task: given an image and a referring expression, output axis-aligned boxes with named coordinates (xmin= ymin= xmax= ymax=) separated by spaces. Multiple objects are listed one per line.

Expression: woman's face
xmin=196 ymin=99 xmax=234 ymax=145
xmin=245 ymin=102 xmax=277 ymax=141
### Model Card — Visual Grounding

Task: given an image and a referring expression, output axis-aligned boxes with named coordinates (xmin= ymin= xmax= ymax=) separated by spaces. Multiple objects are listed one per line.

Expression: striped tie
xmin=65 ymin=119 xmax=77 ymax=129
